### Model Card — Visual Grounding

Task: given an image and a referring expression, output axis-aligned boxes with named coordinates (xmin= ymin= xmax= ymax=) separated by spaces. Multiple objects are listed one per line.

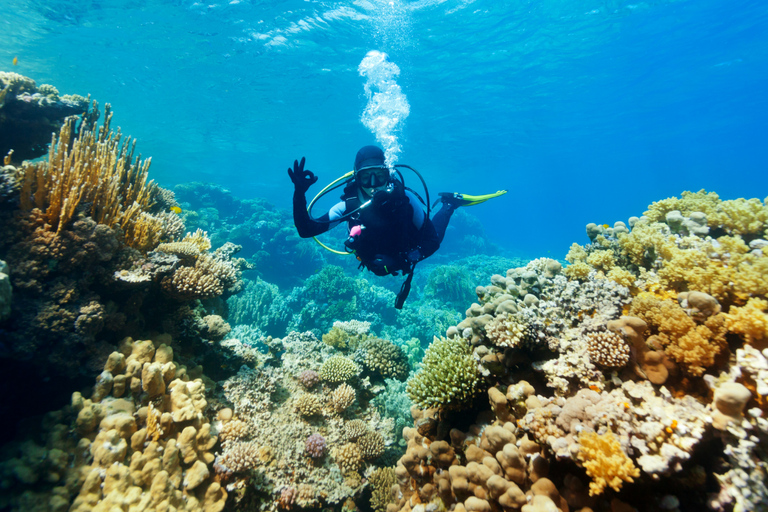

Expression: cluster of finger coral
xmin=213 ymin=331 xmax=395 ymax=511
xmin=397 ymin=190 xmax=768 ymax=511
xmin=0 ymin=338 xmax=227 ymax=511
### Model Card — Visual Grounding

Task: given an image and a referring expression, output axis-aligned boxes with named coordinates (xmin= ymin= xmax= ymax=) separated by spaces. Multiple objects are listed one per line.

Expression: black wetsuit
xmin=293 ymin=180 xmax=454 ymax=276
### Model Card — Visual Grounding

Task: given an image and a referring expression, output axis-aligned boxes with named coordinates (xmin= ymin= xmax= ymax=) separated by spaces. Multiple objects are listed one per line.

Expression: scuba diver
xmin=288 ymin=145 xmax=505 ymax=308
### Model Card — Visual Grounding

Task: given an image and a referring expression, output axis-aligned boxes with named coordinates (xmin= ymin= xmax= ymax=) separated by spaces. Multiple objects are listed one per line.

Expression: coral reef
xmin=212 ymin=331 xmax=396 ymax=511
xmin=390 ymin=191 xmax=768 ymax=512
xmin=0 ymin=339 xmax=226 ymax=512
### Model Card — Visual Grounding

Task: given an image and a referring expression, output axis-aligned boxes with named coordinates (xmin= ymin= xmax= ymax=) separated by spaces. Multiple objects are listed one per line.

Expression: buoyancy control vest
xmin=341 ymin=179 xmax=418 ymax=271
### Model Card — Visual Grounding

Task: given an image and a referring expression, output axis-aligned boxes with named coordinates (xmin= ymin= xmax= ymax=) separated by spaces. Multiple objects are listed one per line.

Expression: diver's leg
xmin=431 ymin=203 xmax=456 ymax=244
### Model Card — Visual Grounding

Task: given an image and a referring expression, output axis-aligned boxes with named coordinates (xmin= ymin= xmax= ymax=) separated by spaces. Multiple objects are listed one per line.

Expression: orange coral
xmin=577 ymin=431 xmax=640 ymax=496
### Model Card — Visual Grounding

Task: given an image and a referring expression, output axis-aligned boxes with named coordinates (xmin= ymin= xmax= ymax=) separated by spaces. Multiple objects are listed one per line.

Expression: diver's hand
xmin=369 ymin=254 xmax=398 ymax=276
xmin=287 ymin=157 xmax=318 ymax=193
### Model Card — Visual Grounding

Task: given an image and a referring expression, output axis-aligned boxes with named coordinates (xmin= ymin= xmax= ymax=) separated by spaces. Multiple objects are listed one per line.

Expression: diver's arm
xmin=292 ymin=191 xmax=335 ymax=238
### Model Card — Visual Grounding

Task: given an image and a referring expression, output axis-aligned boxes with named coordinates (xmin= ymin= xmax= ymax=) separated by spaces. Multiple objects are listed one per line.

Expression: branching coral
xmin=319 ymin=355 xmax=360 ymax=383
xmin=18 ymin=104 xmax=159 ymax=247
xmin=406 ymin=336 xmax=481 ymax=411
xmin=725 ymin=297 xmax=768 ymax=346
xmin=361 ymin=337 xmax=409 ymax=380
xmin=577 ymin=431 xmax=640 ymax=496
xmin=628 ymin=293 xmax=727 ymax=376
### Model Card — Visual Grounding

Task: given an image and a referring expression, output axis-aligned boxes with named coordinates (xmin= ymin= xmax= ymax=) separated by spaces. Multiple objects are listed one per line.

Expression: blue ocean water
xmin=2 ymin=0 xmax=767 ymax=259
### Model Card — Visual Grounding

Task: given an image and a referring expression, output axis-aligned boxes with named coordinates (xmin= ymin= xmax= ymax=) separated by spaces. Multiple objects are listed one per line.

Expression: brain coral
xmin=406 ymin=336 xmax=481 ymax=411
xmin=319 ymin=355 xmax=359 ymax=383
xmin=362 ymin=337 xmax=409 ymax=380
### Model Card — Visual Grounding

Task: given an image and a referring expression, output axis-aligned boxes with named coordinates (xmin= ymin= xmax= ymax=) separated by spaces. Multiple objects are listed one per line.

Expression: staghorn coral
xmin=577 ymin=431 xmax=640 ymax=496
xmin=406 ymin=336 xmax=481 ymax=411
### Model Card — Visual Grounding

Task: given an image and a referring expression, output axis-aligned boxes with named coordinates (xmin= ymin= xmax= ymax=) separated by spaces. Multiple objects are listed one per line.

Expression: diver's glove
xmin=369 ymin=254 xmax=399 ymax=276
xmin=287 ymin=157 xmax=318 ymax=194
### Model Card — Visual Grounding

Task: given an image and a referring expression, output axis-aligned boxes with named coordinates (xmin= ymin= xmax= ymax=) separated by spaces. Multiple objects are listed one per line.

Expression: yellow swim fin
xmin=435 ymin=190 xmax=508 ymax=208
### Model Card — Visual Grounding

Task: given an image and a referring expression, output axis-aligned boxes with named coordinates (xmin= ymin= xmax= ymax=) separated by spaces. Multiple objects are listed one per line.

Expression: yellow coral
xmin=587 ymin=249 xmax=616 ymax=272
xmin=606 ymin=267 xmax=636 ymax=288
xmin=716 ymin=198 xmax=768 ymax=236
xmin=563 ymin=260 xmax=591 ymax=281
xmin=617 ymin=221 xmax=676 ymax=267
xmin=19 ymin=104 xmax=158 ymax=242
xmin=182 ymin=228 xmax=212 ymax=252
xmin=629 ymin=293 xmax=727 ymax=376
xmin=578 ymin=431 xmax=640 ymax=496
xmin=725 ymin=298 xmax=768 ymax=346
xmin=644 ymin=190 xmax=721 ymax=224
xmin=565 ymin=243 xmax=588 ymax=263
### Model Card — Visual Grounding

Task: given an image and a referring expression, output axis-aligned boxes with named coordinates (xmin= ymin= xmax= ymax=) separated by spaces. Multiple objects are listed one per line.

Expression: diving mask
xmin=356 ymin=165 xmax=390 ymax=189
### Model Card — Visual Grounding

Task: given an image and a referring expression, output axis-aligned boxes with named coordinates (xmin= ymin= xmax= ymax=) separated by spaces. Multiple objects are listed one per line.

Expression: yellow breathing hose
xmin=307 ymin=171 xmax=355 ymax=255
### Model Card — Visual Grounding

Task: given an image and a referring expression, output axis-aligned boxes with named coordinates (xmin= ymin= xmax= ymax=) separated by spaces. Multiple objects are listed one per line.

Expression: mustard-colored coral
xmin=606 ymin=267 xmax=636 ymax=288
xmin=563 ymin=260 xmax=591 ymax=281
xmin=18 ymin=104 xmax=158 ymax=246
xmin=577 ymin=431 xmax=640 ymax=496
xmin=644 ymin=190 xmax=722 ymax=225
xmin=587 ymin=249 xmax=616 ymax=272
xmin=644 ymin=190 xmax=768 ymax=236
xmin=629 ymin=293 xmax=727 ymax=376
xmin=725 ymin=297 xmax=768 ymax=346
xmin=565 ymin=243 xmax=588 ymax=263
